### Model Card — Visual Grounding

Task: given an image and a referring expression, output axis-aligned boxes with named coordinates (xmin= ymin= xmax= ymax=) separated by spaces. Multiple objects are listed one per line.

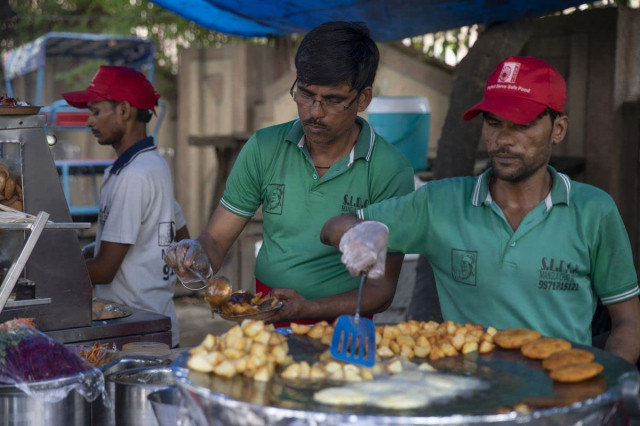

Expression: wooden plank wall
xmin=524 ymin=8 xmax=640 ymax=270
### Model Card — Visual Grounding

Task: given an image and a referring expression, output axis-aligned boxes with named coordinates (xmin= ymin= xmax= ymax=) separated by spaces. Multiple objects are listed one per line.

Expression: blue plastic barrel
xmin=367 ymin=96 xmax=431 ymax=171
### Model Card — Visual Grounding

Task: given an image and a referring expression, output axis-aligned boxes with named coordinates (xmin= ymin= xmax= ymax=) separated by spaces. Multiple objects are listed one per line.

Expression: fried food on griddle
xmin=494 ymin=328 xmax=541 ymax=349
xmin=548 ymin=361 xmax=604 ymax=383
xmin=542 ymin=348 xmax=595 ymax=371
xmin=520 ymin=337 xmax=571 ymax=360
xmin=187 ymin=319 xmax=291 ymax=381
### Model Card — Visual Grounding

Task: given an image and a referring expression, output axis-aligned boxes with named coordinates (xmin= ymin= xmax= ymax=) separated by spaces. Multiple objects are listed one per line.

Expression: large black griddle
xmin=173 ymin=330 xmax=639 ymax=425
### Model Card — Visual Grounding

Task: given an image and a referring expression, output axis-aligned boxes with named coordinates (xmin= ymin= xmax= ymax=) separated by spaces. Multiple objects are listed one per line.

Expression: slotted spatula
xmin=330 ymin=272 xmax=376 ymax=367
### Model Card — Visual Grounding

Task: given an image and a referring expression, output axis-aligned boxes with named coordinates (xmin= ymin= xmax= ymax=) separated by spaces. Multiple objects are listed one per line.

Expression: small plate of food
xmin=0 ymin=96 xmax=42 ymax=115
xmin=204 ymin=276 xmax=283 ymax=322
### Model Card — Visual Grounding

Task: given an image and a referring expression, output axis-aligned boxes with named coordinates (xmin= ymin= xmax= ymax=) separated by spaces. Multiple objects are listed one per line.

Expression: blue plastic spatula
xmin=330 ymin=272 xmax=376 ymax=367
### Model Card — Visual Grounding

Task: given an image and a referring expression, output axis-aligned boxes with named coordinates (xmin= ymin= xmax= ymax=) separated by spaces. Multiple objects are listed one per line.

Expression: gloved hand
xmin=338 ymin=221 xmax=389 ymax=279
xmin=163 ymin=239 xmax=212 ymax=282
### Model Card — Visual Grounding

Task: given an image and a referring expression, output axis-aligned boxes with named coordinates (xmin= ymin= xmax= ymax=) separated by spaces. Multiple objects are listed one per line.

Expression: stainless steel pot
xmin=93 ymin=356 xmax=172 ymax=426
xmin=0 ymin=372 xmax=97 ymax=426
xmin=0 ymin=385 xmax=90 ymax=426
xmin=109 ymin=366 xmax=176 ymax=426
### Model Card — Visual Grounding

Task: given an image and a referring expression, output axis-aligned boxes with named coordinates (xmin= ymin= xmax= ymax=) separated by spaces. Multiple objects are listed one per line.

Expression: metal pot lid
xmin=173 ymin=332 xmax=639 ymax=424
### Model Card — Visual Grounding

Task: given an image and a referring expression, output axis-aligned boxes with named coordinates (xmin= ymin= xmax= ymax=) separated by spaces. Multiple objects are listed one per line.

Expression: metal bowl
xmin=92 ymin=356 xmax=173 ymax=426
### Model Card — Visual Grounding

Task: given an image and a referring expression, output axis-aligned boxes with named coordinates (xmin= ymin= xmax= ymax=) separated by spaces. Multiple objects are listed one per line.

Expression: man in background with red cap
xmin=321 ymin=56 xmax=640 ymax=364
xmin=63 ymin=65 xmax=189 ymax=348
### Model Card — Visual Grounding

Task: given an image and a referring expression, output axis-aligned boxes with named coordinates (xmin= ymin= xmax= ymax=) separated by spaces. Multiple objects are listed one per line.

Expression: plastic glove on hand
xmin=163 ymin=238 xmax=212 ymax=280
xmin=338 ymin=221 xmax=389 ymax=279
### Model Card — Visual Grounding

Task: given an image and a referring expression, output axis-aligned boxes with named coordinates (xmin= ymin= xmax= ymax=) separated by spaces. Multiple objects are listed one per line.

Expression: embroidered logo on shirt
xmin=341 ymin=194 xmax=369 ymax=214
xmin=451 ymin=249 xmax=477 ymax=286
xmin=537 ymin=257 xmax=579 ymax=291
xmin=264 ymin=184 xmax=284 ymax=215
xmin=158 ymin=222 xmax=176 ymax=246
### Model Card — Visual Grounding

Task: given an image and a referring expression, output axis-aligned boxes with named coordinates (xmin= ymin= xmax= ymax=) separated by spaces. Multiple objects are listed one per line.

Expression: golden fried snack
xmin=552 ymin=374 xmax=607 ymax=404
xmin=520 ymin=337 xmax=571 ymax=360
xmin=4 ymin=176 xmax=15 ymax=200
xmin=542 ymin=348 xmax=595 ymax=371
xmin=548 ymin=361 xmax=604 ymax=383
xmin=494 ymin=328 xmax=541 ymax=349
xmin=7 ymin=200 xmax=22 ymax=212
xmin=204 ymin=277 xmax=281 ymax=319
xmin=204 ymin=276 xmax=232 ymax=306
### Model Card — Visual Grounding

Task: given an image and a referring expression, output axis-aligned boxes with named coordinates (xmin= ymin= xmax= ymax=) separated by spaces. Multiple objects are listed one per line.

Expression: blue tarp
xmin=148 ymin=0 xmax=592 ymax=41
xmin=2 ymin=32 xmax=155 ymax=81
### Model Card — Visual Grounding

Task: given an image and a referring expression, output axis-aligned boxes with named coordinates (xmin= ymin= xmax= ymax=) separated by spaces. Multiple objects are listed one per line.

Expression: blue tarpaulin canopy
xmin=148 ymin=0 xmax=592 ymax=41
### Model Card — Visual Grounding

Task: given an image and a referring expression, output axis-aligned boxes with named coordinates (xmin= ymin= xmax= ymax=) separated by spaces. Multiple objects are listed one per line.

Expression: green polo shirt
xmin=221 ymin=116 xmax=414 ymax=299
xmin=360 ymin=166 xmax=639 ymax=344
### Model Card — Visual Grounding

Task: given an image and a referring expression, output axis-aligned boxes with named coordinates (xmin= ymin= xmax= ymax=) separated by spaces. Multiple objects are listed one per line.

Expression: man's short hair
xmin=107 ymin=100 xmax=153 ymax=124
xmin=294 ymin=21 xmax=379 ymax=92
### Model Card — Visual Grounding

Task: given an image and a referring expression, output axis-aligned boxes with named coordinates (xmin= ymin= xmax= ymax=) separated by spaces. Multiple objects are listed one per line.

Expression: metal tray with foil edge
xmin=173 ymin=330 xmax=639 ymax=425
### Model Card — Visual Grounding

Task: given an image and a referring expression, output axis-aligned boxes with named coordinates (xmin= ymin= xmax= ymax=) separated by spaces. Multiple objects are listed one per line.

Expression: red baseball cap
xmin=62 ymin=65 xmax=160 ymax=110
xmin=462 ymin=56 xmax=566 ymax=125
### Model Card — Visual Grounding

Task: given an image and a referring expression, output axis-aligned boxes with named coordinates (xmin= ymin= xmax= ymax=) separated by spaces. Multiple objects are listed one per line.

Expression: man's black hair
xmin=137 ymin=108 xmax=153 ymax=124
xmin=108 ymin=100 xmax=153 ymax=123
xmin=294 ymin=21 xmax=379 ymax=92
xmin=539 ymin=107 xmax=563 ymax=124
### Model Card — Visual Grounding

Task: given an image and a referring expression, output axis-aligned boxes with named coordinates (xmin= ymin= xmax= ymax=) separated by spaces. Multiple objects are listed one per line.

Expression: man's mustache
xmin=489 ymin=148 xmax=517 ymax=157
xmin=303 ymin=118 xmax=329 ymax=129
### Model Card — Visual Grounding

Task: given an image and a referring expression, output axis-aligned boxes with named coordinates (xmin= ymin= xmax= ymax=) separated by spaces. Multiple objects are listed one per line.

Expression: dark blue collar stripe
xmin=110 ymin=137 xmax=156 ymax=175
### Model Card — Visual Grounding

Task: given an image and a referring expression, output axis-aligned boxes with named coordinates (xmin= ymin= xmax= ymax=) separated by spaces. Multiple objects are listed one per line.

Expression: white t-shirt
xmin=94 ymin=138 xmax=182 ymax=347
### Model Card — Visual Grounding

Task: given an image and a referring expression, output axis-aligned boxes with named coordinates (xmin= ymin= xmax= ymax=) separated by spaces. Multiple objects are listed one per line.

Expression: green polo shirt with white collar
xmin=221 ymin=116 xmax=414 ymax=299
xmin=360 ymin=166 xmax=639 ymax=344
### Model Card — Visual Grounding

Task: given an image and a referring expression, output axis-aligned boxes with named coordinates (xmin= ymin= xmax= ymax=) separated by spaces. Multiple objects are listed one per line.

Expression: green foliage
xmin=409 ymin=26 xmax=476 ymax=66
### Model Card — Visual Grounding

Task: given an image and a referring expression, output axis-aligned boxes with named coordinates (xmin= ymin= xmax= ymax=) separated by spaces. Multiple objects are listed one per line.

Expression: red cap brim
xmin=61 ymin=90 xmax=107 ymax=109
xmin=462 ymin=95 xmax=548 ymax=125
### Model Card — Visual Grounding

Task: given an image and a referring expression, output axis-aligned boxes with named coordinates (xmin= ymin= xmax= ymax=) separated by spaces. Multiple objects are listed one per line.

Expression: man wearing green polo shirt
xmin=322 ymin=56 xmax=640 ymax=364
xmin=165 ymin=21 xmax=414 ymax=324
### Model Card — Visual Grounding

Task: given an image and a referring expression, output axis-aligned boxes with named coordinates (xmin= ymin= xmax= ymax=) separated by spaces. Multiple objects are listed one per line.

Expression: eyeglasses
xmin=290 ymin=79 xmax=360 ymax=113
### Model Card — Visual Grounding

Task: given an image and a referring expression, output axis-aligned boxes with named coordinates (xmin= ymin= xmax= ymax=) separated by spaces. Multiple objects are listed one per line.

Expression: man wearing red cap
xmin=321 ymin=56 xmax=640 ymax=364
xmin=63 ymin=65 xmax=189 ymax=348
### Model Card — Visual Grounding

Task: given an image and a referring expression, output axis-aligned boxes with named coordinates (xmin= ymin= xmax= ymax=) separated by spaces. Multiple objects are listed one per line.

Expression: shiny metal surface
xmin=92 ymin=357 xmax=172 ymax=426
xmin=46 ymin=306 xmax=172 ymax=346
xmin=148 ymin=386 xmax=182 ymax=426
xmin=0 ymin=114 xmax=92 ymax=330
xmin=0 ymin=211 xmax=49 ymax=314
xmin=174 ymin=332 xmax=639 ymax=425
xmin=0 ymin=368 xmax=102 ymax=426
xmin=109 ymin=366 xmax=176 ymax=426
xmin=0 ymin=386 xmax=90 ymax=426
